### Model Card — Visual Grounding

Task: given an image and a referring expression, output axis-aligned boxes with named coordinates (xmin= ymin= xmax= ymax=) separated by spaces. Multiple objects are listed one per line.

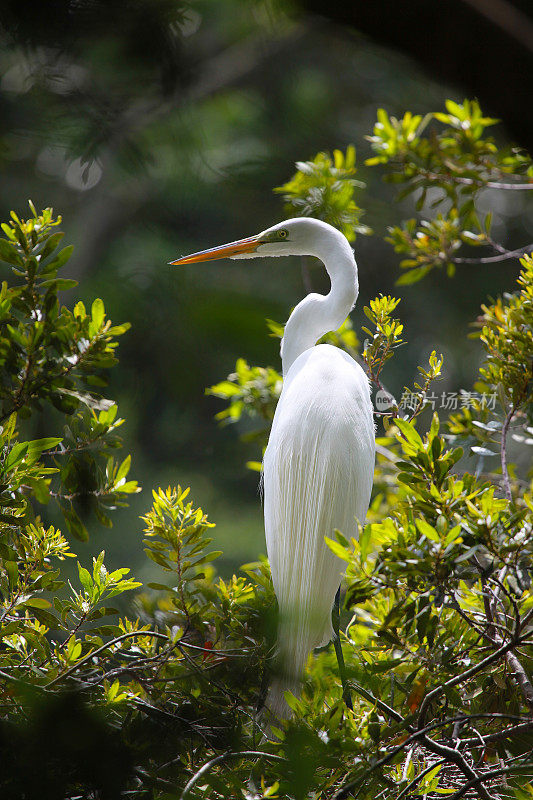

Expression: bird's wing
xmin=263 ymin=345 xmax=375 ymax=684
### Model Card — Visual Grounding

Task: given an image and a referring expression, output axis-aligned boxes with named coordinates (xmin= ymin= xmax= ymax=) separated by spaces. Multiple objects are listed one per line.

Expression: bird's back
xmin=263 ymin=344 xmax=375 ymax=715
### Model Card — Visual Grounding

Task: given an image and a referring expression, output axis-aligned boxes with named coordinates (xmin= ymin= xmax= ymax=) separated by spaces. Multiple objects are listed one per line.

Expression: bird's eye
xmin=278 ymin=229 xmax=288 ymax=239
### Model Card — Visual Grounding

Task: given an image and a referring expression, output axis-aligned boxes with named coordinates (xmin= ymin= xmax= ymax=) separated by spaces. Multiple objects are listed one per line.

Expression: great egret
xmin=170 ymin=217 xmax=375 ymax=720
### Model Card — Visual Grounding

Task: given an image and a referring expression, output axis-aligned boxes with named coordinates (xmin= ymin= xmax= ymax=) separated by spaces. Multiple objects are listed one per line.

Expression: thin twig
xmin=460 ymin=718 xmax=533 ymax=748
xmin=396 ymin=757 xmax=447 ymax=800
xmin=333 ymin=715 xmax=508 ymax=800
xmin=421 ymin=169 xmax=533 ymax=191
xmin=453 ymin=244 xmax=533 ymax=264
xmin=450 ymin=595 xmax=497 ymax=646
xmin=417 ymin=732 xmax=497 ymax=800
xmin=449 ymin=761 xmax=533 ymax=800
xmin=500 ymin=401 xmax=516 ymax=501
xmin=349 ymin=678 xmax=406 ymax=724
xmin=45 ymin=630 xmax=170 ymax=687
xmin=489 ymin=574 xmax=533 ymax=709
xmin=179 ymin=750 xmax=283 ymax=800
xmin=417 ymin=632 xmax=520 ymax=729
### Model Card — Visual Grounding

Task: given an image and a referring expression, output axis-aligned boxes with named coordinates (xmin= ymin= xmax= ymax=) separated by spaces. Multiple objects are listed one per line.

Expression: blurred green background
xmin=1 ymin=0 xmax=531 ymax=581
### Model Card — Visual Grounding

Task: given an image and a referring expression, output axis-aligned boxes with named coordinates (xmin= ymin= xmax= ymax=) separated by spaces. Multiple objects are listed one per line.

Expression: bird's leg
xmin=332 ymin=586 xmax=353 ymax=711
xmin=256 ymin=662 xmax=270 ymax=714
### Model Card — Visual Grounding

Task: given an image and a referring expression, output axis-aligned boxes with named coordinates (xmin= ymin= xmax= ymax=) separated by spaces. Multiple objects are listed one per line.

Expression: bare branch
xmin=460 ymin=719 xmax=533 ymax=747
xmin=453 ymin=244 xmax=533 ymax=264
xmin=417 ymin=734 xmax=497 ymax=800
xmin=421 ymin=168 xmax=533 ymax=191
xmin=333 ymin=715 xmax=514 ymax=800
xmin=501 ymin=401 xmax=516 ymax=502
xmin=449 ymin=761 xmax=533 ymax=799
xmin=348 ymin=678 xmax=406 ymax=725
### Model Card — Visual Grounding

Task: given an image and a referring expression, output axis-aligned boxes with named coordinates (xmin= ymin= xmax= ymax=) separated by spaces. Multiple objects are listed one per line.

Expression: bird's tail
xmin=263 ymin=672 xmax=301 ymax=722
xmin=262 ymin=608 xmax=333 ymax=734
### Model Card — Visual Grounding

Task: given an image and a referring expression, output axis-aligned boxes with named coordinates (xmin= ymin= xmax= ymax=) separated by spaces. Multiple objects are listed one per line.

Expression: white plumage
xmin=170 ymin=217 xmax=376 ymax=722
xmin=263 ymin=344 xmax=374 ymax=717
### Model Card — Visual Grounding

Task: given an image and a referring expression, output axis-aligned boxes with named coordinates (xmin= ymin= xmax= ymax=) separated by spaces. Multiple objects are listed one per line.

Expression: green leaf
xmin=78 ymin=562 xmax=93 ymax=592
xmin=26 ymin=437 xmax=63 ymax=452
xmin=359 ymin=524 xmax=372 ymax=562
xmin=396 ymin=266 xmax=431 ymax=285
xmin=188 ymin=551 xmax=222 ymax=569
xmin=41 ymin=245 xmax=74 ymax=273
xmin=115 ymin=455 xmax=131 ymax=483
xmin=0 ymin=238 xmax=23 ymax=266
xmin=23 ymin=597 xmax=52 ymax=609
xmin=39 ymin=278 xmax=78 ymax=291
xmin=5 ymin=442 xmax=28 ymax=470
xmin=31 ymin=607 xmax=60 ymax=628
xmin=91 ymin=298 xmax=105 ymax=331
xmin=415 ymin=518 xmax=440 ymax=542
xmin=63 ymin=507 xmax=89 ymax=542
xmin=145 ymin=549 xmax=171 ymax=569
xmin=25 ymin=477 xmax=51 ymax=504
xmin=325 ymin=536 xmax=349 ymax=561
xmin=395 ymin=418 xmax=424 ymax=449
xmin=39 ymin=231 xmax=64 ymax=261
xmin=5 ymin=560 xmax=18 ymax=590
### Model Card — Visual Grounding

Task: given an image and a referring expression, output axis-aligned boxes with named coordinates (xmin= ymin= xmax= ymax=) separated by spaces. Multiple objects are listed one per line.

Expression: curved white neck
xmin=281 ymin=234 xmax=358 ymax=376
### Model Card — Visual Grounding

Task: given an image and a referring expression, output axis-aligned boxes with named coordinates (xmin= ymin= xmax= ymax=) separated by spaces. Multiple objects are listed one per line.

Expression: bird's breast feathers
xmin=274 ymin=344 xmax=374 ymax=441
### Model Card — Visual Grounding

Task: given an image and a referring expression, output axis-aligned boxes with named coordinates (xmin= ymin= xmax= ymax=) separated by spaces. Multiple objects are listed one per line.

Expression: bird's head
xmin=169 ymin=217 xmax=347 ymax=265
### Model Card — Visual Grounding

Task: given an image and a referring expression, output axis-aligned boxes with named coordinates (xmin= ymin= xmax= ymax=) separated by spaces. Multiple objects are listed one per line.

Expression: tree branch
xmin=500 ymin=400 xmax=516 ymax=502
xmin=333 ymin=715 xmax=511 ymax=800
xmin=44 ymin=630 xmax=170 ymax=687
xmin=421 ymin=168 xmax=533 ymax=191
xmin=396 ymin=758 xmax=447 ymax=800
xmin=417 ymin=631 xmax=521 ymax=729
xmin=449 ymin=761 xmax=533 ymax=800
xmin=453 ymin=244 xmax=533 ymax=264
xmin=179 ymin=750 xmax=283 ymax=800
xmin=417 ymin=733 xmax=498 ymax=800
xmin=459 ymin=718 xmax=533 ymax=748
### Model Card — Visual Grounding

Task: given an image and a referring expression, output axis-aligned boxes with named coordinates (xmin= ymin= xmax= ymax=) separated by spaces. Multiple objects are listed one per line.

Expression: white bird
xmin=170 ymin=217 xmax=375 ymax=721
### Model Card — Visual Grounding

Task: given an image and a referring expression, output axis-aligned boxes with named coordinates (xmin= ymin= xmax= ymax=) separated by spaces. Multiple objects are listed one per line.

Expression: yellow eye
xmin=278 ymin=229 xmax=288 ymax=239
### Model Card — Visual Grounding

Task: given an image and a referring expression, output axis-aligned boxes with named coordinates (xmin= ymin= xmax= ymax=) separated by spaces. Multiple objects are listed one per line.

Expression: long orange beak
xmin=169 ymin=235 xmax=261 ymax=266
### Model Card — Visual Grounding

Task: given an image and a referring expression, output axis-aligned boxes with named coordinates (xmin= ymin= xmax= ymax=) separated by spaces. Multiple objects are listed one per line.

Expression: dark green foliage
xmin=0 ymin=205 xmax=130 ymax=421
xmin=478 ymin=257 xmax=533 ymax=411
xmin=0 ymin=693 xmax=135 ymax=800
xmin=0 ymin=205 xmax=274 ymax=799
xmin=0 ymin=205 xmax=139 ymax=540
